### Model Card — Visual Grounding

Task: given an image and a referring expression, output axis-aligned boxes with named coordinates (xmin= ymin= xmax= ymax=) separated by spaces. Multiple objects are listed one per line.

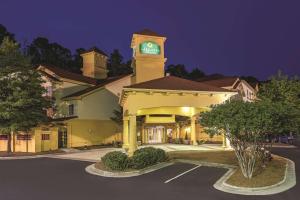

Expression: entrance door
xmin=146 ymin=126 xmax=165 ymax=144
xmin=58 ymin=128 xmax=67 ymax=148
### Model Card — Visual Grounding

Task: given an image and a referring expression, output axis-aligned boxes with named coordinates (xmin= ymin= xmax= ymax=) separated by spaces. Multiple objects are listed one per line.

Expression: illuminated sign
xmin=140 ymin=41 xmax=160 ymax=55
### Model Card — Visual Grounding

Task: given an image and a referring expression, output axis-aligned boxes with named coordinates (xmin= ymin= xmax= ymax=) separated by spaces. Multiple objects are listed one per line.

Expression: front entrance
xmin=58 ymin=128 xmax=68 ymax=148
xmin=144 ymin=126 xmax=165 ymax=144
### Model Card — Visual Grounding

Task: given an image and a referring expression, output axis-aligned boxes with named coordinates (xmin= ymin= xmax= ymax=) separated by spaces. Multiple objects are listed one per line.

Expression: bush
xmin=101 ymin=151 xmax=129 ymax=171
xmin=131 ymin=147 xmax=167 ymax=169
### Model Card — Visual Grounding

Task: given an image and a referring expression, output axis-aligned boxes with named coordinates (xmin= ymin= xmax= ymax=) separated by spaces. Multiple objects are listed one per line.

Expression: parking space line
xmin=164 ymin=165 xmax=201 ymax=183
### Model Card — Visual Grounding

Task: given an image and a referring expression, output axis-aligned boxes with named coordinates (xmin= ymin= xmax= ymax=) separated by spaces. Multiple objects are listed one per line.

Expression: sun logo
xmin=147 ymin=42 xmax=153 ymax=48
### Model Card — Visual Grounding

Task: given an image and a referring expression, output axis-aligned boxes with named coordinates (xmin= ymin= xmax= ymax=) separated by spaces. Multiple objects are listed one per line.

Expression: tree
xmin=165 ymin=64 xmax=189 ymax=78
xmin=107 ymin=49 xmax=132 ymax=77
xmin=188 ymin=68 xmax=205 ymax=80
xmin=0 ymin=37 xmax=52 ymax=153
xmin=0 ymin=24 xmax=15 ymax=45
xmin=258 ymin=71 xmax=300 ymax=135
xmin=200 ymin=100 xmax=284 ymax=179
xmin=26 ymin=37 xmax=75 ymax=71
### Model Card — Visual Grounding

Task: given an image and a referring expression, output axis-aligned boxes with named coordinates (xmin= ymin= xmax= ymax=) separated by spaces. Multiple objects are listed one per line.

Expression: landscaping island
xmin=168 ymin=150 xmax=287 ymax=188
xmin=92 ymin=149 xmax=289 ymax=189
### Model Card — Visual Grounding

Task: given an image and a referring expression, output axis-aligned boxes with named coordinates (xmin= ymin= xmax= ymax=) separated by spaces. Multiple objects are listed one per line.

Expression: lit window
xmin=42 ymin=134 xmax=50 ymax=140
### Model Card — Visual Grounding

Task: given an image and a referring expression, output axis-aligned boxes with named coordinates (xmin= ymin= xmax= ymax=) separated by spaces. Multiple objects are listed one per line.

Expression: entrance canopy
xmin=119 ymin=76 xmax=237 ymax=155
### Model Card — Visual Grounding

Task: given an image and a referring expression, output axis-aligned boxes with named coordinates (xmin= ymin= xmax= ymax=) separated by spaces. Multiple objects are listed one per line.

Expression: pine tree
xmin=0 ymin=37 xmax=52 ymax=153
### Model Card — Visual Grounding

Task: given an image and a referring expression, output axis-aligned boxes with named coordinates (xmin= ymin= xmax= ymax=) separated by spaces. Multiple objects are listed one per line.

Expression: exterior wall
xmin=0 ymin=137 xmax=8 ymax=151
xmin=123 ymin=92 xmax=231 ymax=115
xmin=51 ymin=79 xmax=90 ymax=118
xmin=67 ymin=119 xmax=121 ymax=147
xmin=0 ymin=128 xmax=58 ymax=153
xmin=236 ymin=81 xmax=256 ymax=102
xmin=76 ymin=89 xmax=120 ymax=120
xmin=81 ymin=51 xmax=108 ymax=79
xmin=105 ymin=76 xmax=131 ymax=97
xmin=131 ymin=34 xmax=166 ymax=84
xmin=34 ymin=127 xmax=58 ymax=152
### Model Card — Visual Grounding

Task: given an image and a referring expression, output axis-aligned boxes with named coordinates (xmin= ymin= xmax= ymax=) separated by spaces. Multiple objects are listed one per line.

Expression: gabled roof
xmin=62 ymin=74 xmax=131 ymax=99
xmin=134 ymin=29 xmax=165 ymax=37
xmin=125 ymin=76 xmax=231 ymax=92
xmin=38 ymin=65 xmax=101 ymax=85
xmin=197 ymin=76 xmax=239 ymax=88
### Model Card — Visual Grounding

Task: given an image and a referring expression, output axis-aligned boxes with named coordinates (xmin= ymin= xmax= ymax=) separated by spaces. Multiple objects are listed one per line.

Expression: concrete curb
xmin=85 ymin=162 xmax=174 ymax=178
xmin=213 ymin=157 xmax=296 ymax=195
xmin=0 ymin=155 xmax=45 ymax=160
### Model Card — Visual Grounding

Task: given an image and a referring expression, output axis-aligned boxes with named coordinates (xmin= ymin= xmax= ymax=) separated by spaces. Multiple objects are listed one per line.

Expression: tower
xmin=131 ymin=29 xmax=167 ymax=84
xmin=81 ymin=47 xmax=108 ymax=79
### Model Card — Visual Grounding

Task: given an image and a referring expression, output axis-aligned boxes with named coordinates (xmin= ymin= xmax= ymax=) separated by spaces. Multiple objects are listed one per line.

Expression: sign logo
xmin=140 ymin=41 xmax=160 ymax=55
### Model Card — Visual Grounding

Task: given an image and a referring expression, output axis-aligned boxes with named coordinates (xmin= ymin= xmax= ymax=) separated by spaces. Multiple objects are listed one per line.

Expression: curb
xmin=213 ymin=157 xmax=296 ymax=195
xmin=0 ymin=155 xmax=45 ymax=160
xmin=85 ymin=162 xmax=174 ymax=178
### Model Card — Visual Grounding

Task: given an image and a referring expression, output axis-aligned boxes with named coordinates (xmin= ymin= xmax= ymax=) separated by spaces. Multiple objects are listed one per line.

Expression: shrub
xmin=131 ymin=147 xmax=167 ymax=169
xmin=101 ymin=151 xmax=129 ymax=171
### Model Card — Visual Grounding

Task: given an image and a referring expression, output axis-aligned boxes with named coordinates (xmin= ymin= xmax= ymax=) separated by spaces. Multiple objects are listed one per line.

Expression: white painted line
xmin=164 ymin=165 xmax=201 ymax=183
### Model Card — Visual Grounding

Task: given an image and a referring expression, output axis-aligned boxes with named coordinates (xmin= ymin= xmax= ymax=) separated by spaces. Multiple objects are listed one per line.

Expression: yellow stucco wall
xmin=131 ymin=34 xmax=166 ymax=84
xmin=123 ymin=91 xmax=231 ymax=115
xmin=67 ymin=119 xmax=122 ymax=147
xmin=0 ymin=127 xmax=58 ymax=153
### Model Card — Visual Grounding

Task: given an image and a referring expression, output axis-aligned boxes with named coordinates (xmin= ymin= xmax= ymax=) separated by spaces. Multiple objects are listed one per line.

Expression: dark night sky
xmin=1 ymin=0 xmax=300 ymax=80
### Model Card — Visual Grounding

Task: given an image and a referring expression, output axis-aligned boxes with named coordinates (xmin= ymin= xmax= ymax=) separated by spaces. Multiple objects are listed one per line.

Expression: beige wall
xmin=67 ymin=119 xmax=121 ymax=147
xmin=76 ymin=88 xmax=120 ymax=120
xmin=131 ymin=34 xmax=166 ymax=84
xmin=105 ymin=76 xmax=131 ymax=97
xmin=123 ymin=91 xmax=231 ymax=115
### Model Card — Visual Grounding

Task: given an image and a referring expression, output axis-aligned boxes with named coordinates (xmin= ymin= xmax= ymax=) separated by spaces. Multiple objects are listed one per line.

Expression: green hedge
xmin=101 ymin=151 xmax=129 ymax=171
xmin=130 ymin=147 xmax=167 ymax=169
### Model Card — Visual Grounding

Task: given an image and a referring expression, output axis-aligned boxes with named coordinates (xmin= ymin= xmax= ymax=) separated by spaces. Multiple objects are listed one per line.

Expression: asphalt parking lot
xmin=0 ymin=147 xmax=299 ymax=200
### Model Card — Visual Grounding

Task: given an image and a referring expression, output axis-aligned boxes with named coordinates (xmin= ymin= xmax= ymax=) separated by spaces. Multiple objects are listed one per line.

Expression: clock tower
xmin=131 ymin=29 xmax=167 ymax=84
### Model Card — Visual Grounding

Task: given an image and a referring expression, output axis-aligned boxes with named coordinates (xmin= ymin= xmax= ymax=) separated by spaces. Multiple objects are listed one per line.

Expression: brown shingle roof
xmin=198 ymin=77 xmax=239 ymax=87
xmin=62 ymin=74 xmax=130 ymax=99
xmin=38 ymin=65 xmax=101 ymax=85
xmin=134 ymin=29 xmax=165 ymax=37
xmin=125 ymin=76 xmax=231 ymax=92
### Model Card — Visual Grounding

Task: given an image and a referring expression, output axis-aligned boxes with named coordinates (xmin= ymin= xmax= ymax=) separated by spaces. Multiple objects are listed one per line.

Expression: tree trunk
xmin=7 ymin=133 xmax=12 ymax=153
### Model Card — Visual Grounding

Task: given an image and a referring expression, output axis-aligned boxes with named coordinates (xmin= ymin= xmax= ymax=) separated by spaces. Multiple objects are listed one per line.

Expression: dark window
xmin=17 ymin=134 xmax=31 ymax=140
xmin=0 ymin=135 xmax=8 ymax=140
xmin=42 ymin=134 xmax=50 ymax=140
xmin=69 ymin=104 xmax=74 ymax=116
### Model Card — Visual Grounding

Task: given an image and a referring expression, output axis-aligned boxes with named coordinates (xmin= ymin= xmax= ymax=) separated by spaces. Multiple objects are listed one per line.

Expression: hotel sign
xmin=140 ymin=41 xmax=160 ymax=55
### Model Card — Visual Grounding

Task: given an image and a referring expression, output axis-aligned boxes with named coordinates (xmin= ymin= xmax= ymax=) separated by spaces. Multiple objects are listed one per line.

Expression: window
xmin=42 ymin=134 xmax=50 ymax=140
xmin=46 ymin=86 xmax=53 ymax=97
xmin=17 ymin=134 xmax=31 ymax=140
xmin=69 ymin=104 xmax=74 ymax=116
xmin=0 ymin=135 xmax=8 ymax=140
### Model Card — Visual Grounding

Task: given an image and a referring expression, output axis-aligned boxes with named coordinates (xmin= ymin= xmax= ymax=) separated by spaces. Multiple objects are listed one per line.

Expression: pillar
xmin=128 ymin=115 xmax=137 ymax=156
xmin=222 ymin=133 xmax=226 ymax=148
xmin=122 ymin=117 xmax=129 ymax=149
xmin=190 ymin=116 xmax=197 ymax=145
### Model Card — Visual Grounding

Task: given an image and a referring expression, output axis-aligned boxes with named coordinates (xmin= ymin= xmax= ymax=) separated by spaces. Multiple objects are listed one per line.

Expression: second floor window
xmin=69 ymin=104 xmax=74 ymax=116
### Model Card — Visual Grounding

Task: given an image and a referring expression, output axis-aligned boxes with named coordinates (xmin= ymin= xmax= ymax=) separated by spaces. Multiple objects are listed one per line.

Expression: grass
xmin=168 ymin=150 xmax=238 ymax=165
xmin=226 ymin=156 xmax=287 ymax=188
xmin=167 ymin=150 xmax=287 ymax=188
